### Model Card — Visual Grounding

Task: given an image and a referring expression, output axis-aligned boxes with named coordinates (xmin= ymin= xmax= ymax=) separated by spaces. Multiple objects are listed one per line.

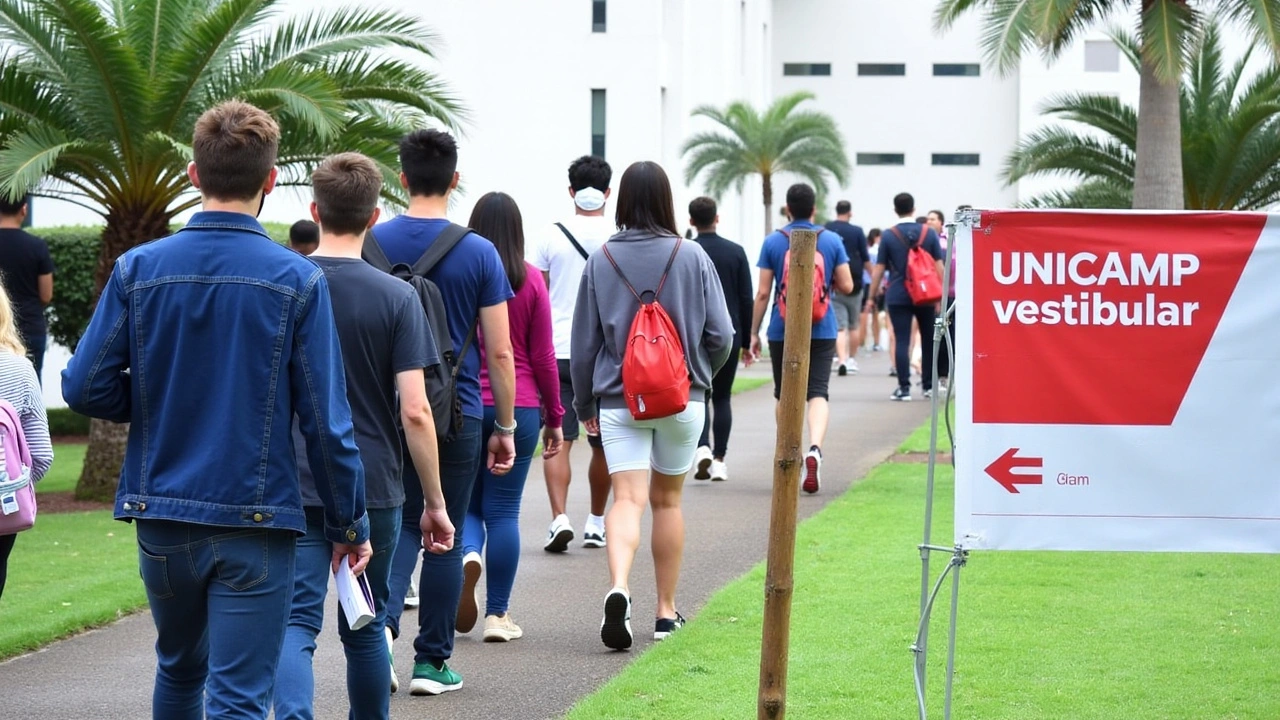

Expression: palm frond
xmin=0 ymin=124 xmax=84 ymax=201
xmin=1225 ymin=0 xmax=1280 ymax=55
xmin=977 ymin=0 xmax=1042 ymax=76
xmin=1140 ymin=0 xmax=1196 ymax=82
xmin=1019 ymin=179 xmax=1132 ymax=209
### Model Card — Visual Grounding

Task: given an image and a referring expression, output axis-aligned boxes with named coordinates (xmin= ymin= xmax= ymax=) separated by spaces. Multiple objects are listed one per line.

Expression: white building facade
xmin=36 ymin=0 xmax=1250 ymax=405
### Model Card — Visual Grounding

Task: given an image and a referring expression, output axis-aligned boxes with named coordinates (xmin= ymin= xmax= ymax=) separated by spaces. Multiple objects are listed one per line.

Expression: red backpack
xmin=601 ymin=239 xmax=691 ymax=420
xmin=890 ymin=226 xmax=943 ymax=306
xmin=776 ymin=229 xmax=830 ymax=324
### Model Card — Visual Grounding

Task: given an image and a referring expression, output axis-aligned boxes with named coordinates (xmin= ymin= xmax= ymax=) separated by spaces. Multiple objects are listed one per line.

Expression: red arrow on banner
xmin=985 ymin=448 xmax=1043 ymax=494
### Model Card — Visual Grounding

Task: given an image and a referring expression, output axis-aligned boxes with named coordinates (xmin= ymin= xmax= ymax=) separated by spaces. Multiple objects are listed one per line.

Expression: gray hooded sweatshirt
xmin=571 ymin=229 xmax=735 ymax=420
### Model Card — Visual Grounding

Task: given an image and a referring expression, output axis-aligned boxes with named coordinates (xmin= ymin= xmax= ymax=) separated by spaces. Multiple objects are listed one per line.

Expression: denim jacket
xmin=62 ymin=212 xmax=368 ymax=544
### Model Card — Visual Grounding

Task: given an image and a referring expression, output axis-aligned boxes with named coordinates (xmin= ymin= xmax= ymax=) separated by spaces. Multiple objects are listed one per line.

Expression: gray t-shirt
xmin=295 ymin=257 xmax=437 ymax=508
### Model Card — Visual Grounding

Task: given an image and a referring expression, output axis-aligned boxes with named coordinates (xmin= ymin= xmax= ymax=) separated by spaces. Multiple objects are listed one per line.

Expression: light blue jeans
xmin=135 ymin=520 xmax=296 ymax=720
xmin=273 ymin=506 xmax=400 ymax=720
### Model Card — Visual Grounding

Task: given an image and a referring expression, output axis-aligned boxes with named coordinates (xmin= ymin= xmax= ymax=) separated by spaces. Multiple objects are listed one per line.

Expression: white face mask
xmin=573 ymin=187 xmax=606 ymax=212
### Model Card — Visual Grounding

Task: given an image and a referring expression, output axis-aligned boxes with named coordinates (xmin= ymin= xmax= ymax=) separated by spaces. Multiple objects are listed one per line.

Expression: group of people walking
xmin=26 ymin=96 xmax=947 ymax=719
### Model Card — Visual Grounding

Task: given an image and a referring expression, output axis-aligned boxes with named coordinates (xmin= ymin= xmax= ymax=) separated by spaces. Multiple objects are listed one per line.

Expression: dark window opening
xmin=933 ymin=63 xmax=980 ymax=77
xmin=932 ymin=153 xmax=980 ymax=166
xmin=857 ymin=153 xmax=905 ymax=166
xmin=857 ymin=63 xmax=906 ymax=76
xmin=783 ymin=63 xmax=832 ymax=76
xmin=591 ymin=89 xmax=606 ymax=157
xmin=592 ymin=0 xmax=606 ymax=32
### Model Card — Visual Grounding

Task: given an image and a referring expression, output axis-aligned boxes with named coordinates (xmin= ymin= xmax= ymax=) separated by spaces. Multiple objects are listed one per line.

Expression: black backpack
xmin=363 ymin=223 xmax=477 ymax=441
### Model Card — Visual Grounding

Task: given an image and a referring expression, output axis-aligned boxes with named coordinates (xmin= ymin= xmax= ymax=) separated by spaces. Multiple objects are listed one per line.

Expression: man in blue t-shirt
xmin=825 ymin=200 xmax=872 ymax=376
xmin=864 ymin=192 xmax=946 ymax=402
xmin=749 ymin=183 xmax=854 ymax=495
xmin=377 ymin=130 xmax=517 ymax=696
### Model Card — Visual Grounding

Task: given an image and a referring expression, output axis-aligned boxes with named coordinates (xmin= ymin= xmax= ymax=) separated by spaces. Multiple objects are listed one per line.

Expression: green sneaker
xmin=409 ymin=661 xmax=463 ymax=696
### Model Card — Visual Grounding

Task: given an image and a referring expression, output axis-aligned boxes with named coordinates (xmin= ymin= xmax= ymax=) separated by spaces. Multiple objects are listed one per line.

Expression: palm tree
xmin=0 ymin=0 xmax=462 ymax=501
xmin=1008 ymin=24 xmax=1280 ymax=210
xmin=681 ymin=91 xmax=850 ymax=233
xmin=934 ymin=0 xmax=1280 ymax=210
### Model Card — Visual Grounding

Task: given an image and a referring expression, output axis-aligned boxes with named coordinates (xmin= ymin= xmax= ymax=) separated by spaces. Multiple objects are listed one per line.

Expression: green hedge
xmin=46 ymin=407 xmax=90 ymax=436
xmin=38 ymin=222 xmax=292 ymax=351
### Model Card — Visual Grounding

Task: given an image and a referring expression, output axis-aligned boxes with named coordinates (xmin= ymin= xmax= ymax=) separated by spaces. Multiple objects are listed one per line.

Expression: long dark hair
xmin=614 ymin=161 xmax=679 ymax=236
xmin=467 ymin=192 xmax=527 ymax=292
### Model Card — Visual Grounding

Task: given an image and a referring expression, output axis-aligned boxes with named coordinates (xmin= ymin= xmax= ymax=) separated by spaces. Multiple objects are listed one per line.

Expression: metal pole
xmin=944 ymin=552 xmax=965 ymax=720
xmin=758 ymin=229 xmax=817 ymax=720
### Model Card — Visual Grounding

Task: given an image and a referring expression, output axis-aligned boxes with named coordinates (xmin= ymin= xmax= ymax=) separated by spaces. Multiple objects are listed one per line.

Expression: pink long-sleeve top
xmin=479 ymin=262 xmax=564 ymax=428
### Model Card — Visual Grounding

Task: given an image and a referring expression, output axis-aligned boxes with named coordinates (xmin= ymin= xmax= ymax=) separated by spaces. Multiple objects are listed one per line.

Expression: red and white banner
xmin=954 ymin=210 xmax=1280 ymax=553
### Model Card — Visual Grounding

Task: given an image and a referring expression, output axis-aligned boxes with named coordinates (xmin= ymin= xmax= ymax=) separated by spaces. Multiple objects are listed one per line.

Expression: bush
xmin=46 ymin=407 xmax=90 ymax=436
xmin=40 ymin=226 xmax=103 ymax=352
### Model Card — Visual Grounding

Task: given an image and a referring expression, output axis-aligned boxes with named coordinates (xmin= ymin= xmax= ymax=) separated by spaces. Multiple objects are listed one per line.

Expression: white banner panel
xmin=954 ymin=210 xmax=1280 ymax=553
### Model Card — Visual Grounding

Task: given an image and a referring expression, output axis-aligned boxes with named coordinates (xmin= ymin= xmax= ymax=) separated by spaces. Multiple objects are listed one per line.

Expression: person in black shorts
xmin=688 ymin=197 xmax=751 ymax=482
xmin=749 ymin=184 xmax=855 ymax=494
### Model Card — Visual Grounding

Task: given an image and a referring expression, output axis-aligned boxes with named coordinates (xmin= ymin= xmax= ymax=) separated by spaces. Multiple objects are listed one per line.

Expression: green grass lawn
xmin=900 ymin=402 xmax=956 ymax=454
xmin=0 ymin=510 xmax=144 ymax=660
xmin=730 ymin=376 xmax=770 ymax=395
xmin=567 ymin=457 xmax=1280 ymax=718
xmin=35 ymin=443 xmax=87 ymax=494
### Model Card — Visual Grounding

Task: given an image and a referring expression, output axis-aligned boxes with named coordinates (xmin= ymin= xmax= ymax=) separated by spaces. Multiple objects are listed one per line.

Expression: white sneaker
xmin=693 ymin=445 xmax=713 ymax=480
xmin=456 ymin=551 xmax=482 ymax=633
xmin=385 ymin=626 xmax=398 ymax=693
xmin=404 ymin=578 xmax=419 ymax=609
xmin=845 ymin=358 xmax=860 ymax=375
xmin=601 ymin=588 xmax=633 ymax=650
xmin=544 ymin=514 xmax=574 ymax=553
xmin=710 ymin=459 xmax=728 ymax=482
xmin=583 ymin=520 xmax=607 ymax=548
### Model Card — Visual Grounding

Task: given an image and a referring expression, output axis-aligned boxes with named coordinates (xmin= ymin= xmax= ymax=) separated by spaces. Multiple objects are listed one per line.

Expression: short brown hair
xmin=312 ymin=153 xmax=382 ymax=236
xmin=192 ymin=101 xmax=280 ymax=202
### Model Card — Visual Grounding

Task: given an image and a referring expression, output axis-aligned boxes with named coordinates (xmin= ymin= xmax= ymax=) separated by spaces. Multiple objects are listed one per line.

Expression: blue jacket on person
xmin=62 ymin=211 xmax=369 ymax=545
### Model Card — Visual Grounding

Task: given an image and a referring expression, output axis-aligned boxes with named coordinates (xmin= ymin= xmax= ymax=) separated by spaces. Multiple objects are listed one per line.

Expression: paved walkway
xmin=0 ymin=351 xmax=928 ymax=719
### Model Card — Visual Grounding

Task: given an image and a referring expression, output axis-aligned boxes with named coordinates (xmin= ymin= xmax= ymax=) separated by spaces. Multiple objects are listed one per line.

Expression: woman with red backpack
xmin=0 ymin=282 xmax=54 ymax=600
xmin=570 ymin=161 xmax=735 ymax=651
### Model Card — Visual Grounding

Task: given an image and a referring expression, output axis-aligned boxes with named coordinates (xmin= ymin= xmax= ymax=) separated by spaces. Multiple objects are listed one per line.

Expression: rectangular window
xmin=1084 ymin=40 xmax=1120 ymax=72
xmin=782 ymin=63 xmax=832 ymax=76
xmin=857 ymin=63 xmax=906 ymax=76
xmin=932 ymin=153 xmax=980 ymax=166
xmin=857 ymin=153 xmax=905 ymax=166
xmin=933 ymin=63 xmax=980 ymax=77
xmin=591 ymin=89 xmax=606 ymax=157
xmin=592 ymin=0 xmax=606 ymax=32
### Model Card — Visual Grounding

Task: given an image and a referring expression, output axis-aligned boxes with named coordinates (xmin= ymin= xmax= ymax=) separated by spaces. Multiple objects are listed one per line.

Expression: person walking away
xmin=748 ymin=183 xmax=855 ymax=494
xmin=927 ymin=209 xmax=955 ymax=390
xmin=863 ymin=228 xmax=883 ymax=351
xmin=688 ymin=197 xmax=751 ymax=482
xmin=288 ymin=219 xmax=319 ymax=256
xmin=0 ymin=282 xmax=53 ymax=601
xmin=572 ymin=161 xmax=734 ymax=650
xmin=62 ymin=101 xmax=371 ymax=720
xmin=824 ymin=200 xmax=871 ymax=376
xmin=865 ymin=193 xmax=946 ymax=402
xmin=529 ymin=155 xmax=614 ymax=552
xmin=378 ymin=129 xmax=517 ymax=697
xmin=0 ymin=195 xmax=53 ymax=383
xmin=272 ymin=153 xmax=453 ymax=718
xmin=456 ymin=192 xmax=565 ymax=643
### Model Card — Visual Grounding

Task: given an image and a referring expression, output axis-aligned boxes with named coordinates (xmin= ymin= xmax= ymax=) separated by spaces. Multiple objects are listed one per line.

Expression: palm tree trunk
xmin=1132 ymin=55 xmax=1184 ymax=209
xmin=763 ymin=173 xmax=774 ymax=234
xmin=74 ymin=209 xmax=172 ymax=502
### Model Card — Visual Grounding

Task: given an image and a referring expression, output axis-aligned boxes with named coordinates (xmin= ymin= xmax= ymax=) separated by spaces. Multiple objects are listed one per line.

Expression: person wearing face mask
xmin=528 ymin=156 xmax=615 ymax=554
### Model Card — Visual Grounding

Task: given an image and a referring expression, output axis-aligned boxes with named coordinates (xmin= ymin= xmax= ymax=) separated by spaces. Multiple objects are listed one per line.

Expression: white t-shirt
xmin=529 ymin=214 xmax=614 ymax=359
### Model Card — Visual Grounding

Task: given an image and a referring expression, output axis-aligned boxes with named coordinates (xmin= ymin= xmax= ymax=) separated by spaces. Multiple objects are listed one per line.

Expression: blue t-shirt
xmin=373 ymin=216 xmax=514 ymax=419
xmin=757 ymin=221 xmax=850 ymax=342
xmin=876 ymin=222 xmax=944 ymax=307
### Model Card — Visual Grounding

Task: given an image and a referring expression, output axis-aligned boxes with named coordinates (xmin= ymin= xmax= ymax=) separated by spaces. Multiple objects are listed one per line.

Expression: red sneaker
xmin=803 ymin=448 xmax=822 ymax=494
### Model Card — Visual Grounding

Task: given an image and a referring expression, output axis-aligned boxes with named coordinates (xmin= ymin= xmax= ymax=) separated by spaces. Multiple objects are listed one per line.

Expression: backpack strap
xmin=411 ymin=223 xmax=473 ymax=276
xmin=601 ymin=238 xmax=682 ymax=303
xmin=555 ymin=223 xmax=590 ymax=260
xmin=452 ymin=323 xmax=478 ymax=382
xmin=361 ymin=226 xmax=394 ymax=272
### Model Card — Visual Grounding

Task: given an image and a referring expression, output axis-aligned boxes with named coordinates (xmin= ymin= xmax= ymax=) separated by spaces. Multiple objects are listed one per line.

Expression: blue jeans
xmin=273 ymin=507 xmax=400 ymax=720
xmin=135 ymin=520 xmax=297 ymax=720
xmin=386 ymin=416 xmax=482 ymax=666
xmin=463 ymin=406 xmax=540 ymax=616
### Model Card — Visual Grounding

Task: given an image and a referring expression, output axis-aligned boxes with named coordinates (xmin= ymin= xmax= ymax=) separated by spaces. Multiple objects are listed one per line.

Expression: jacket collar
xmin=182 ymin=211 xmax=271 ymax=238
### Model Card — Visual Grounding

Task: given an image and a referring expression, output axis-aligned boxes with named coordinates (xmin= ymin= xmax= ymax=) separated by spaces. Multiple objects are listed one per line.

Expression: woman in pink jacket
xmin=457 ymin=192 xmax=564 ymax=642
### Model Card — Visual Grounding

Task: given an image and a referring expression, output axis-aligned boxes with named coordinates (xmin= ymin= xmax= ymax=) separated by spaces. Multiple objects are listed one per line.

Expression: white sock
xmin=587 ymin=514 xmax=605 ymax=531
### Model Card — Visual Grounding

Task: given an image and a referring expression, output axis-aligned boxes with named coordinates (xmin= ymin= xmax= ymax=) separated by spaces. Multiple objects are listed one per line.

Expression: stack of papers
xmin=336 ymin=561 xmax=375 ymax=631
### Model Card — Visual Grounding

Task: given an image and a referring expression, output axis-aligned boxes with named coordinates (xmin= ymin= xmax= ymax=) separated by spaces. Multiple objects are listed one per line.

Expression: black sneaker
xmin=837 ymin=363 xmax=848 ymax=376
xmin=654 ymin=612 xmax=686 ymax=641
xmin=891 ymin=387 xmax=912 ymax=402
xmin=601 ymin=588 xmax=633 ymax=650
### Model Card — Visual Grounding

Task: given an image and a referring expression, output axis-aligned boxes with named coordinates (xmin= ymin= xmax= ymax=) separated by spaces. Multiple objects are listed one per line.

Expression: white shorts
xmin=598 ymin=402 xmax=706 ymax=475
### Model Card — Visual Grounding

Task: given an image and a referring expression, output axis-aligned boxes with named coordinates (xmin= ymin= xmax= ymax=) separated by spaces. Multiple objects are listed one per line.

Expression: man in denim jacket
xmin=62 ymin=101 xmax=370 ymax=720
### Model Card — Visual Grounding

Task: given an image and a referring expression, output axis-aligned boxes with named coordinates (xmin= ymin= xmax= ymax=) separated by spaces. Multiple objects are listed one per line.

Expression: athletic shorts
xmin=832 ymin=290 xmax=864 ymax=331
xmin=557 ymin=359 xmax=603 ymax=448
xmin=598 ymin=401 xmax=706 ymax=475
xmin=768 ymin=339 xmax=837 ymax=401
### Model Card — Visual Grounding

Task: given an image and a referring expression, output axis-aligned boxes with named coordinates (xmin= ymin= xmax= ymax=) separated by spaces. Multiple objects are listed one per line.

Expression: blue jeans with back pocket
xmin=135 ymin=519 xmax=296 ymax=720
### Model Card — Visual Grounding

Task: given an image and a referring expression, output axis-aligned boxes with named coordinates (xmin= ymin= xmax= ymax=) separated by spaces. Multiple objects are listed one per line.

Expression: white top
xmin=0 ymin=352 xmax=53 ymax=482
xmin=529 ymin=214 xmax=614 ymax=359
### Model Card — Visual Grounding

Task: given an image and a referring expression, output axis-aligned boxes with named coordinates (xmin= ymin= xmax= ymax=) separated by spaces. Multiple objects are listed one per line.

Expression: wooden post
xmin=758 ymin=228 xmax=817 ymax=720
